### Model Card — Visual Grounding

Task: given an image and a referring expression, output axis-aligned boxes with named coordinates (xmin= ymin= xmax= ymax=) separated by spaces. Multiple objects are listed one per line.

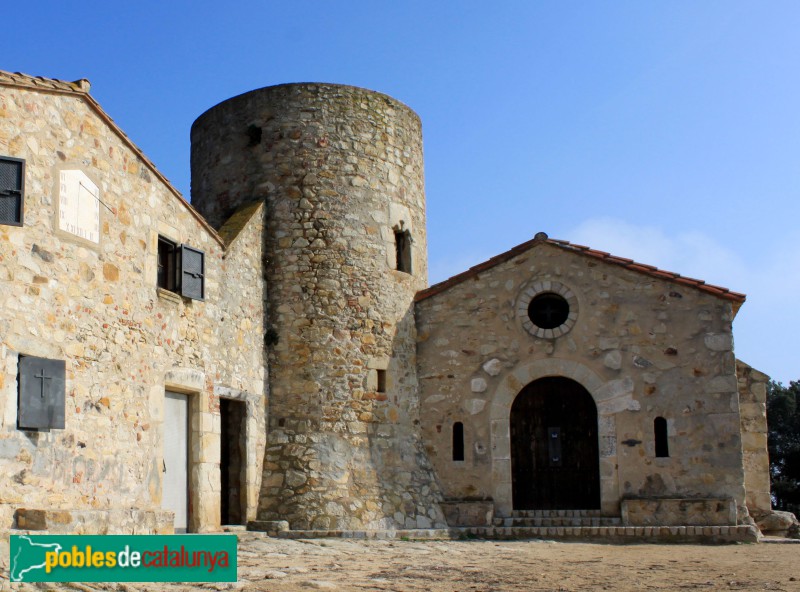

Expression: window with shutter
xmin=157 ymin=236 xmax=178 ymax=291
xmin=0 ymin=156 xmax=24 ymax=227
xmin=180 ymin=245 xmax=205 ymax=301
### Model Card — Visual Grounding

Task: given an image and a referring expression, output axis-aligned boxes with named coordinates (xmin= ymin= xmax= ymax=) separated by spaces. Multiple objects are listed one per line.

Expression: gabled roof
xmin=0 ymin=69 xmax=223 ymax=247
xmin=415 ymin=232 xmax=746 ymax=314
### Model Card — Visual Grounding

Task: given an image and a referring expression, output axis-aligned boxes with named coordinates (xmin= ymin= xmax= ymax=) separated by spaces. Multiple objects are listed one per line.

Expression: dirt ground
xmin=3 ymin=535 xmax=799 ymax=591
xmin=227 ymin=537 xmax=797 ymax=592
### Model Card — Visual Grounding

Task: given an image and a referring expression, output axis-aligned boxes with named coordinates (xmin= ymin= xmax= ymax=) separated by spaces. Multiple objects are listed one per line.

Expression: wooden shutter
xmin=180 ymin=244 xmax=205 ymax=301
xmin=0 ymin=157 xmax=24 ymax=226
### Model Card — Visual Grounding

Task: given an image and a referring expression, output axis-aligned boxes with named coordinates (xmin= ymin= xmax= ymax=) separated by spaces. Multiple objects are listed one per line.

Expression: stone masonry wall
xmin=216 ymin=202 xmax=268 ymax=524
xmin=416 ymin=241 xmax=748 ymax=522
xmin=0 ymin=81 xmax=266 ymax=533
xmin=191 ymin=83 xmax=445 ymax=530
xmin=736 ymin=359 xmax=771 ymax=518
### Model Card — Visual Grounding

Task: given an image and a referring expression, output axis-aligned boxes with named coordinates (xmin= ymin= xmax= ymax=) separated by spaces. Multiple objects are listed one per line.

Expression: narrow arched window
xmin=394 ymin=228 xmax=412 ymax=273
xmin=452 ymin=422 xmax=465 ymax=461
xmin=654 ymin=416 xmax=669 ymax=458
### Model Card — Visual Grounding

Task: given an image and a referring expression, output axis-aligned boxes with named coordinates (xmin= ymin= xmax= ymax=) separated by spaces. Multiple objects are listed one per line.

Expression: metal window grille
xmin=0 ymin=157 xmax=24 ymax=226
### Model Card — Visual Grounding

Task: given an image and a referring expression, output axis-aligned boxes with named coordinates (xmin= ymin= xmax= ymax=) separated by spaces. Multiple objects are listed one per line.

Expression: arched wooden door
xmin=510 ymin=377 xmax=600 ymax=510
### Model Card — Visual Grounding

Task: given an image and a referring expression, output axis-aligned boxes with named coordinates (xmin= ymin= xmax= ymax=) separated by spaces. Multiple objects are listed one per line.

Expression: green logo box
xmin=10 ymin=534 xmax=237 ymax=583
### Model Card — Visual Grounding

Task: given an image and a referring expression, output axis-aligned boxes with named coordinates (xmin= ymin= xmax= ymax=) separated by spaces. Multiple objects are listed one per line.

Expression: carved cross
xmin=33 ymin=368 xmax=52 ymax=399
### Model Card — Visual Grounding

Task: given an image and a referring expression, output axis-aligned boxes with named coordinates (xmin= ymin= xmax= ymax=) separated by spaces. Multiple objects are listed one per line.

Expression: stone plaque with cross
xmin=18 ymin=355 xmax=66 ymax=430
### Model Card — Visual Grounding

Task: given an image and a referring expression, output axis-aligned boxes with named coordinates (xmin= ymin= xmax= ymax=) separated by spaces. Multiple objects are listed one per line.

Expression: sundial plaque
xmin=58 ymin=169 xmax=100 ymax=244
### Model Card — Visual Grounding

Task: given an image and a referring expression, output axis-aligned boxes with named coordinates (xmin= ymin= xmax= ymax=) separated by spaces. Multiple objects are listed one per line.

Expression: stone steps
xmin=496 ymin=509 xmax=621 ymax=527
xmin=494 ymin=516 xmax=622 ymax=527
xmin=477 ymin=525 xmax=757 ymax=543
xmin=266 ymin=524 xmax=759 ymax=544
xmin=511 ymin=509 xmax=605 ymax=518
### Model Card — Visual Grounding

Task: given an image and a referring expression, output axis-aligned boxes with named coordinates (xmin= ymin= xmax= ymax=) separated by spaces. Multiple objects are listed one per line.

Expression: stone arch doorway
xmin=510 ymin=377 xmax=600 ymax=510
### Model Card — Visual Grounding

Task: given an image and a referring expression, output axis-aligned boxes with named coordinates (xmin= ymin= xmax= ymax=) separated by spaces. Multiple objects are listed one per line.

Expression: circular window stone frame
xmin=516 ymin=280 xmax=578 ymax=339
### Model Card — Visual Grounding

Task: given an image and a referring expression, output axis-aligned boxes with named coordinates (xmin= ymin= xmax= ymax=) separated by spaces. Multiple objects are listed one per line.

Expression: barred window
xmin=0 ymin=156 xmax=24 ymax=227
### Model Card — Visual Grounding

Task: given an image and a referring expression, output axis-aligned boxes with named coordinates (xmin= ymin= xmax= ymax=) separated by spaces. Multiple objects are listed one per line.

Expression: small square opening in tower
xmin=394 ymin=228 xmax=412 ymax=274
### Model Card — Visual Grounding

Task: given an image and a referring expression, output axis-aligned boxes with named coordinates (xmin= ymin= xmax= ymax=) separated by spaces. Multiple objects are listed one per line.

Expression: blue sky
xmin=4 ymin=2 xmax=799 ymax=383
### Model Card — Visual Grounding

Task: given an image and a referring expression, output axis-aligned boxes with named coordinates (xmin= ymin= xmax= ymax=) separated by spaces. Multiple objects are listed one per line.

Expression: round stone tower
xmin=191 ymin=83 xmax=445 ymax=530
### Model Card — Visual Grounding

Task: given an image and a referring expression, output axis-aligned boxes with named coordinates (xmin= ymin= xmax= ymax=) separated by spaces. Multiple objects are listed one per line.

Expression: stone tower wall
xmin=191 ymin=83 xmax=445 ymax=530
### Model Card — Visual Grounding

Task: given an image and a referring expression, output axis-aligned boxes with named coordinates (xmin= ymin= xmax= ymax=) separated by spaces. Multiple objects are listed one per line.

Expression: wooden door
xmin=220 ymin=398 xmax=246 ymax=525
xmin=510 ymin=377 xmax=600 ymax=510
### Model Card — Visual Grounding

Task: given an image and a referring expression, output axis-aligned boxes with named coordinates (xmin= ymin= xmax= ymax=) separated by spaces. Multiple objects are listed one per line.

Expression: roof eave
xmin=0 ymin=70 xmax=224 ymax=248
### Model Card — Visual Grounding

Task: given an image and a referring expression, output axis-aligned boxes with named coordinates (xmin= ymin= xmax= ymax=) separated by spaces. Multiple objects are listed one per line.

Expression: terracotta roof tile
xmin=415 ymin=233 xmax=746 ymax=314
xmin=0 ymin=70 xmax=90 ymax=94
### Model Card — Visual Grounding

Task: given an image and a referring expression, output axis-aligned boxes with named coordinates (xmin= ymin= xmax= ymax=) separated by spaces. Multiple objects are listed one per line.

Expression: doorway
xmin=163 ymin=391 xmax=189 ymax=532
xmin=220 ymin=398 xmax=246 ymax=525
xmin=510 ymin=377 xmax=600 ymax=510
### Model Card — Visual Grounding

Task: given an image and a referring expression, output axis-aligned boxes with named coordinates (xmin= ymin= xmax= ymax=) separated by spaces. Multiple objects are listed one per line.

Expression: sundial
xmin=58 ymin=169 xmax=100 ymax=243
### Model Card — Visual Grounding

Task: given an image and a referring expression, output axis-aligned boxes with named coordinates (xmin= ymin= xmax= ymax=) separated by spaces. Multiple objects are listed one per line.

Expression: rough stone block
xmin=621 ymin=498 xmax=736 ymax=526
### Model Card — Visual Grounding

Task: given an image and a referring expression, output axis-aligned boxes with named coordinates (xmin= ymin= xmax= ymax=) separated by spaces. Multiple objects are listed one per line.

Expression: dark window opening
xmin=247 ymin=124 xmax=262 ymax=147
xmin=0 ymin=156 xmax=24 ymax=227
xmin=654 ymin=416 xmax=669 ymax=458
xmin=157 ymin=236 xmax=178 ymax=292
xmin=157 ymin=236 xmax=205 ymax=301
xmin=528 ymin=292 xmax=569 ymax=329
xmin=376 ymin=369 xmax=387 ymax=393
xmin=394 ymin=228 xmax=412 ymax=274
xmin=453 ymin=422 xmax=465 ymax=461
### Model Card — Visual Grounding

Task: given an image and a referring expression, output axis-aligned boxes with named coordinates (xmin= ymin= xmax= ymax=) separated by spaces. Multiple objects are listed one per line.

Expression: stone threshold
xmin=251 ymin=525 xmax=760 ymax=544
xmin=760 ymin=536 xmax=800 ymax=544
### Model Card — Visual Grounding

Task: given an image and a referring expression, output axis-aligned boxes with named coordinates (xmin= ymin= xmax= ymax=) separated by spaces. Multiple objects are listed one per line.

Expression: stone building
xmin=0 ymin=69 xmax=780 ymax=539
xmin=0 ymin=71 xmax=267 ymax=534
xmin=415 ymin=235 xmax=772 ymax=532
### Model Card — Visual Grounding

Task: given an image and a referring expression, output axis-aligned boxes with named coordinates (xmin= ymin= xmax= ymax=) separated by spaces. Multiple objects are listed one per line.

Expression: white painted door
xmin=163 ymin=391 xmax=189 ymax=532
